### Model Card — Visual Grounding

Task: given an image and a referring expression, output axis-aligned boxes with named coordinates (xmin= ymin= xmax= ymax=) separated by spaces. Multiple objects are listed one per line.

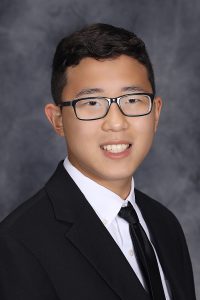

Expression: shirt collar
xmin=63 ymin=157 xmax=136 ymax=228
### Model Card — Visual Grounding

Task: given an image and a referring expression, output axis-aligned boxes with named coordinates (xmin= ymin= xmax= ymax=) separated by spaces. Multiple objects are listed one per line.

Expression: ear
xmin=44 ymin=103 xmax=64 ymax=136
xmin=153 ymin=96 xmax=162 ymax=132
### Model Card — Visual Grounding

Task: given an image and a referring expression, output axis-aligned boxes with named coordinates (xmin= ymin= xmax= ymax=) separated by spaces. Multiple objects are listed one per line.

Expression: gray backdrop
xmin=0 ymin=0 xmax=199 ymax=297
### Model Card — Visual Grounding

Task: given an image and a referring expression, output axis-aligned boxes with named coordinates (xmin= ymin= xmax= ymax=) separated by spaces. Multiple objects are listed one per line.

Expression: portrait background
xmin=0 ymin=0 xmax=199 ymax=297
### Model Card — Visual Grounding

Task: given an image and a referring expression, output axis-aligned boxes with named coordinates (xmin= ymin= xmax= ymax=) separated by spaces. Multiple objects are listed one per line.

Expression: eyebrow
xmin=75 ymin=85 xmax=147 ymax=98
xmin=75 ymin=88 xmax=104 ymax=98
xmin=121 ymin=86 xmax=147 ymax=93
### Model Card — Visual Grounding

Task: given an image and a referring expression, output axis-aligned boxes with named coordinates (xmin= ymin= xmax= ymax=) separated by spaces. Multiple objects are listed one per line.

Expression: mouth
xmin=100 ymin=143 xmax=132 ymax=154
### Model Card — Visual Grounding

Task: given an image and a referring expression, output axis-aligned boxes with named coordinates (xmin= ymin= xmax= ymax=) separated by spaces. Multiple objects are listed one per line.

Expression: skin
xmin=45 ymin=55 xmax=162 ymax=199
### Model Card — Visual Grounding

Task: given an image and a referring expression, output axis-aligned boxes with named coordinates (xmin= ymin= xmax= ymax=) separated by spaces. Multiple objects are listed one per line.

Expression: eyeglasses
xmin=57 ymin=93 xmax=155 ymax=121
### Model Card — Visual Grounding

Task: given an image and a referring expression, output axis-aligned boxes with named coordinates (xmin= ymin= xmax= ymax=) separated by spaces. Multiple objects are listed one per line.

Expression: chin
xmin=98 ymin=168 xmax=136 ymax=182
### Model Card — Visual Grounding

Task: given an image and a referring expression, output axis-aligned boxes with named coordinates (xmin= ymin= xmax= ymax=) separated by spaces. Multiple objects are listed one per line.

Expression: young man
xmin=0 ymin=24 xmax=196 ymax=300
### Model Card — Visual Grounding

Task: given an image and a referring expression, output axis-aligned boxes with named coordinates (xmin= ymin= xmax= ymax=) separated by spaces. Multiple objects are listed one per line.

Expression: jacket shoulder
xmin=135 ymin=188 xmax=184 ymax=233
xmin=0 ymin=188 xmax=51 ymax=235
xmin=135 ymin=189 xmax=177 ymax=216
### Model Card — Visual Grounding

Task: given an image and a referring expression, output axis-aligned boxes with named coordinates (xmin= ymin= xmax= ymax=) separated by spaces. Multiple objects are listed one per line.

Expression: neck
xmin=68 ymin=157 xmax=133 ymax=200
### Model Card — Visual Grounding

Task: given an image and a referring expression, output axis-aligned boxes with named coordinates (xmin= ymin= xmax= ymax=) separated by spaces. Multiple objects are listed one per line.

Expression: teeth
xmin=102 ymin=144 xmax=130 ymax=153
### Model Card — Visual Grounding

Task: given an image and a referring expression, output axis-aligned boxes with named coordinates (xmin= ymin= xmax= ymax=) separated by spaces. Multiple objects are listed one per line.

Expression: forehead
xmin=62 ymin=55 xmax=152 ymax=98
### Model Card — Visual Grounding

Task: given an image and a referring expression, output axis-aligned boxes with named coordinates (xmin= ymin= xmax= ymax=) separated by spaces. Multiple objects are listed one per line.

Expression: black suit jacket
xmin=0 ymin=161 xmax=196 ymax=300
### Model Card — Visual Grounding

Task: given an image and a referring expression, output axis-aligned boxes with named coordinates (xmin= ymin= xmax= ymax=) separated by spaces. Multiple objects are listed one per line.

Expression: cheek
xmin=133 ymin=117 xmax=155 ymax=147
xmin=62 ymin=116 xmax=99 ymax=150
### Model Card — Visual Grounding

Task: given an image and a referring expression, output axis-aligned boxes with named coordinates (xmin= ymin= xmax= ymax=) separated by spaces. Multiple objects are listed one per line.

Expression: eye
xmin=87 ymin=100 xmax=99 ymax=106
xmin=126 ymin=97 xmax=141 ymax=104
xmin=128 ymin=98 xmax=138 ymax=103
xmin=76 ymin=98 xmax=103 ymax=109
xmin=78 ymin=99 xmax=98 ymax=106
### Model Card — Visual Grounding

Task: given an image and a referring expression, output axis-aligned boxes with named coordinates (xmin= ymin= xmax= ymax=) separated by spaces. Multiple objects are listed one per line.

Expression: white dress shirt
xmin=63 ymin=157 xmax=170 ymax=299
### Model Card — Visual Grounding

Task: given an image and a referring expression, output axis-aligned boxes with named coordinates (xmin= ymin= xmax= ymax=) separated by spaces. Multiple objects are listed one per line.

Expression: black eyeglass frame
xmin=57 ymin=93 xmax=155 ymax=121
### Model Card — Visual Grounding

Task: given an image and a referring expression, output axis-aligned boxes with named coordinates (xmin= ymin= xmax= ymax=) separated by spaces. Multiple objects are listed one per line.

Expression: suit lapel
xmin=135 ymin=189 xmax=185 ymax=300
xmin=66 ymin=203 xmax=150 ymax=300
xmin=45 ymin=162 xmax=150 ymax=300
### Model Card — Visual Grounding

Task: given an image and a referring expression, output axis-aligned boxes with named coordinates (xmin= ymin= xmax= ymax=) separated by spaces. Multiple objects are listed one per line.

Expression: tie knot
xmin=118 ymin=202 xmax=139 ymax=225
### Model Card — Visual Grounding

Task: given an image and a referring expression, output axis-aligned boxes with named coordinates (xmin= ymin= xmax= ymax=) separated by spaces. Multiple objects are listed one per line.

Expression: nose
xmin=101 ymin=103 xmax=129 ymax=132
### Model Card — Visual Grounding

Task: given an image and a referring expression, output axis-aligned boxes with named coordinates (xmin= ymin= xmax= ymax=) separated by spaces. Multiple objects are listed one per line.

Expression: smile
xmin=101 ymin=144 xmax=131 ymax=153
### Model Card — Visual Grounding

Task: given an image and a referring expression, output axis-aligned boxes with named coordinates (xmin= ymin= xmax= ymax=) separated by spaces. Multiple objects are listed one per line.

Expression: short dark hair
xmin=51 ymin=23 xmax=155 ymax=104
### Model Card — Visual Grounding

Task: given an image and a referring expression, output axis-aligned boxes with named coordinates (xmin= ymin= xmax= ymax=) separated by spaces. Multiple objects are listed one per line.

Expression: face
xmin=45 ymin=55 xmax=162 ymax=192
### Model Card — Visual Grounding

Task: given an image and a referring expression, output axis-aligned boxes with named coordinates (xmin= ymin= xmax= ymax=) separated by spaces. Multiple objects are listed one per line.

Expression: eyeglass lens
xmin=75 ymin=94 xmax=151 ymax=120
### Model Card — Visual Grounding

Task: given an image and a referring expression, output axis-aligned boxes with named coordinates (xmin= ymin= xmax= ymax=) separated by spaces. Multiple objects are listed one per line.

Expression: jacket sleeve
xmin=177 ymin=221 xmax=197 ymax=300
xmin=0 ymin=233 xmax=59 ymax=300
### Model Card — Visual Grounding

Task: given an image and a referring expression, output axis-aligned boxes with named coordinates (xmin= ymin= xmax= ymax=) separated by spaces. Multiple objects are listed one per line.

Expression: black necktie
xmin=118 ymin=202 xmax=166 ymax=300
